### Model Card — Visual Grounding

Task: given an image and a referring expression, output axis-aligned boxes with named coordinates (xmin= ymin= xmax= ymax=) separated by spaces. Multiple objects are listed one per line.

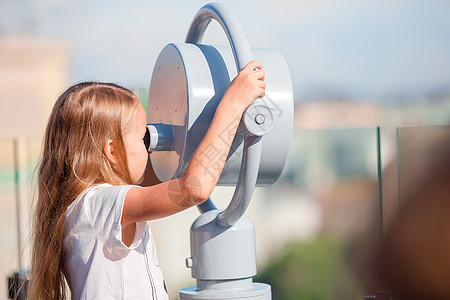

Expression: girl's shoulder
xmin=67 ymin=183 xmax=112 ymax=211
xmin=64 ymin=183 xmax=137 ymax=240
xmin=67 ymin=183 xmax=135 ymax=219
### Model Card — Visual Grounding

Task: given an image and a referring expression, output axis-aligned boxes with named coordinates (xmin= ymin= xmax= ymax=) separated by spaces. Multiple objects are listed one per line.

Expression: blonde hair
xmin=28 ymin=82 xmax=140 ymax=299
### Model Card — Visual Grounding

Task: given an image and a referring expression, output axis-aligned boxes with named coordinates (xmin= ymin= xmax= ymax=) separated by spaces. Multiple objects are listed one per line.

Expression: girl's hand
xmin=221 ymin=61 xmax=266 ymax=114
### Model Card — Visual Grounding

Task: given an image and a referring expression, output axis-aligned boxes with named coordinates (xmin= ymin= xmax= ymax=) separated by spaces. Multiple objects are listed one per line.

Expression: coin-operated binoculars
xmin=146 ymin=2 xmax=293 ymax=299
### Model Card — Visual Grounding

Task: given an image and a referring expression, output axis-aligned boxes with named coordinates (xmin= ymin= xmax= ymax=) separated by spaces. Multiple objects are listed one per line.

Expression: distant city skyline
xmin=1 ymin=0 xmax=450 ymax=101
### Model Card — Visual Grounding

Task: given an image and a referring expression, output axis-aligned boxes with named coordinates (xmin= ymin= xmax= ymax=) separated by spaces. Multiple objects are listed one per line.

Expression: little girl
xmin=29 ymin=61 xmax=265 ymax=299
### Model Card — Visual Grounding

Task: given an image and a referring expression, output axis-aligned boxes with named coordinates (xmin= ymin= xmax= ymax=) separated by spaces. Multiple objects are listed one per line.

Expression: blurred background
xmin=0 ymin=0 xmax=449 ymax=299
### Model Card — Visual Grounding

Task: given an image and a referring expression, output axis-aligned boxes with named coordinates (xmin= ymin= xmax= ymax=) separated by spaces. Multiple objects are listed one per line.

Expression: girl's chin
xmin=133 ymin=173 xmax=145 ymax=185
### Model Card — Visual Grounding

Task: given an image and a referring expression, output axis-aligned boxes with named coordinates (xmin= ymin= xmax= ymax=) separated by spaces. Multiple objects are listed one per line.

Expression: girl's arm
xmin=122 ymin=61 xmax=265 ymax=223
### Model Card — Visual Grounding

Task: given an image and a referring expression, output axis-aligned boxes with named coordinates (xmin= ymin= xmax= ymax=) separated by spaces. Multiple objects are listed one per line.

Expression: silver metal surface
xmin=148 ymin=44 xmax=293 ymax=186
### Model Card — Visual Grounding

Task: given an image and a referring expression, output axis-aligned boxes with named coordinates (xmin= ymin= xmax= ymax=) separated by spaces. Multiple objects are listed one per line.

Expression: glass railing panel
xmin=250 ymin=127 xmax=382 ymax=299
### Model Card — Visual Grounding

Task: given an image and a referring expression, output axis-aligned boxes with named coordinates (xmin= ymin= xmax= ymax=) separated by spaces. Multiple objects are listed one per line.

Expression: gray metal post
xmin=180 ymin=3 xmax=271 ymax=299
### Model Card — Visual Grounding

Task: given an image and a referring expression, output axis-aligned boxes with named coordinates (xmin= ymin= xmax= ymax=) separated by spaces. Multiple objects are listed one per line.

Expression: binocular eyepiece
xmin=144 ymin=123 xmax=175 ymax=152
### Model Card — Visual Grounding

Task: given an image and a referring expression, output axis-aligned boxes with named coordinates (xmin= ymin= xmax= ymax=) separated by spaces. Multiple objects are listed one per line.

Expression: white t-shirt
xmin=63 ymin=183 xmax=169 ymax=299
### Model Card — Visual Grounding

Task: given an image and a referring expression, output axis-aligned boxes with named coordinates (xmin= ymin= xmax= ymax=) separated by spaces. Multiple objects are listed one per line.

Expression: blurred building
xmin=0 ymin=34 xmax=72 ymax=139
xmin=295 ymin=100 xmax=383 ymax=129
xmin=0 ymin=34 xmax=72 ymax=299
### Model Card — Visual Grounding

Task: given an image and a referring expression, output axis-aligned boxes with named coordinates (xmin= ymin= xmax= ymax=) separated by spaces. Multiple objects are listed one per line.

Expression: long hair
xmin=28 ymin=82 xmax=140 ymax=299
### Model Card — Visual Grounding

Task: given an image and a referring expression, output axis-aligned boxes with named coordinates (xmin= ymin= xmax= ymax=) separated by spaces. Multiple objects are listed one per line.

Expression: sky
xmin=1 ymin=0 xmax=450 ymax=101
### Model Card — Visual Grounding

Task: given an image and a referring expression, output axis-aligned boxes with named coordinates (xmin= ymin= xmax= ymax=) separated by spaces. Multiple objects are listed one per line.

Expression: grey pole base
xmin=179 ymin=278 xmax=271 ymax=300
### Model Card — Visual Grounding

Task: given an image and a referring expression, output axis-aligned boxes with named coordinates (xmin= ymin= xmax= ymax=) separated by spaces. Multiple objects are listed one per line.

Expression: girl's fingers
xmin=245 ymin=60 xmax=262 ymax=71
xmin=259 ymin=80 xmax=266 ymax=90
xmin=259 ymin=89 xmax=266 ymax=99
xmin=251 ymin=69 xmax=265 ymax=81
xmin=231 ymin=60 xmax=266 ymax=102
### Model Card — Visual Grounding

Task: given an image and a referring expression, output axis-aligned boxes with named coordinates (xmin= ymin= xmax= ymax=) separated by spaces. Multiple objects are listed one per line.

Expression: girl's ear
xmin=104 ymin=139 xmax=118 ymax=165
